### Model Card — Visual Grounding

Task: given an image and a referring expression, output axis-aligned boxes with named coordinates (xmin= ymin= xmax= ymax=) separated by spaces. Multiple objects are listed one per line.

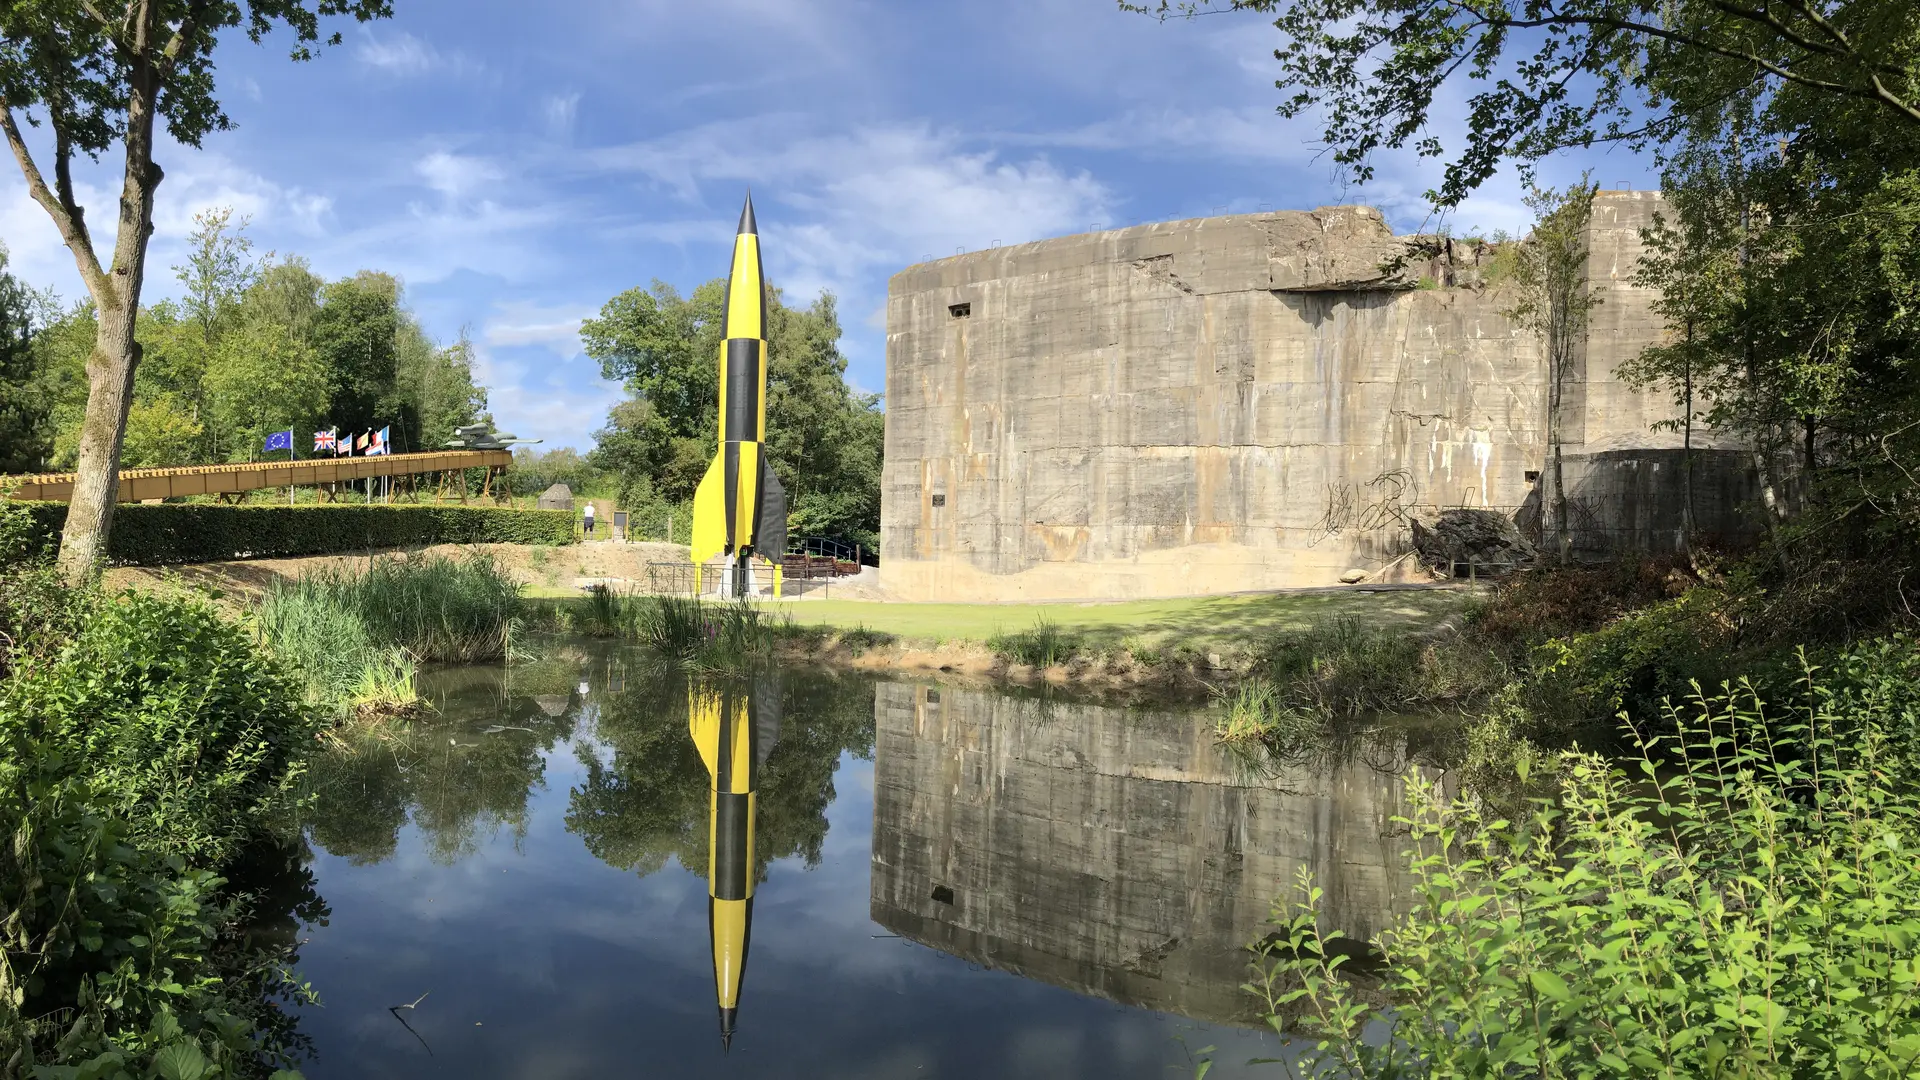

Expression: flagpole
xmin=289 ymin=430 xmax=295 ymax=506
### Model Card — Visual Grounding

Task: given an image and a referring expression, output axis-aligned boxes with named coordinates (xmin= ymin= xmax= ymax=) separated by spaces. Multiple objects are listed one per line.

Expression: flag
xmin=264 ymin=429 xmax=293 ymax=453
xmin=313 ymin=429 xmax=337 ymax=452
xmin=372 ymin=426 xmax=390 ymax=455
xmin=356 ymin=431 xmax=370 ymax=452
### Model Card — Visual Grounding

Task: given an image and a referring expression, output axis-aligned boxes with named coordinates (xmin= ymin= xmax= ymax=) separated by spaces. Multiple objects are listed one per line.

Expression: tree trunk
xmin=53 ymin=53 xmax=161 ymax=584
xmin=1682 ymin=321 xmax=1697 ymax=569
xmin=1548 ymin=299 xmax=1571 ymax=565
xmin=56 ymin=304 xmax=141 ymax=577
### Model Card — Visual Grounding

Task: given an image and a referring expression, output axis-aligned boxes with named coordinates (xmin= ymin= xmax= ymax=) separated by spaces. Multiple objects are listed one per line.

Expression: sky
xmin=0 ymin=0 xmax=1655 ymax=452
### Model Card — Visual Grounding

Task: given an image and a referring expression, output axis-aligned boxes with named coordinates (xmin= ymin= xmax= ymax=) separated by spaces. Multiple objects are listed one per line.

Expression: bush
xmin=1 ymin=580 xmax=318 ymax=1074
xmin=13 ymin=501 xmax=573 ymax=566
xmin=1248 ymin=642 xmax=1920 ymax=1079
xmin=10 ymin=591 xmax=318 ymax=862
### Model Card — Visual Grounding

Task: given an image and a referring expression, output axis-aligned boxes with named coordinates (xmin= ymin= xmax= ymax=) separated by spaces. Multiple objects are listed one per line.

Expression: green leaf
xmin=150 ymin=1043 xmax=209 ymax=1080
xmin=1529 ymin=970 xmax=1573 ymax=1002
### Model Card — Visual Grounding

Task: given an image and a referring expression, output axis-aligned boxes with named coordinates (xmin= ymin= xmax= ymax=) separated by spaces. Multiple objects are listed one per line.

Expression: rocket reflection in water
xmin=688 ymin=678 xmax=779 ymax=1050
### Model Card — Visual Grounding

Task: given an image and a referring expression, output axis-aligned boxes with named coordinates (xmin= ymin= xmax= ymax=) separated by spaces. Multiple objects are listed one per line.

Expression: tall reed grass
xmin=566 ymin=586 xmax=781 ymax=667
xmin=256 ymin=552 xmax=521 ymax=715
xmin=988 ymin=615 xmax=1082 ymax=667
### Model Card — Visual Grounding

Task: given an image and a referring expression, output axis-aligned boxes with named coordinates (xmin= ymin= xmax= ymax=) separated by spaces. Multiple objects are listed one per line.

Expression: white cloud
xmin=543 ymin=93 xmax=581 ymax=138
xmin=352 ymin=28 xmax=485 ymax=80
xmin=483 ymin=302 xmax=593 ymax=359
xmin=471 ymin=343 xmax=622 ymax=452
xmin=354 ymin=30 xmax=440 ymax=75
xmin=416 ymin=151 xmax=506 ymax=201
xmin=591 ymin=118 xmax=1111 ymax=304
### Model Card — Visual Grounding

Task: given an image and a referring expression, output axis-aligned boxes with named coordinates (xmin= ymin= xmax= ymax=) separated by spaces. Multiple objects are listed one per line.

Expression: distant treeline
xmin=0 ymin=208 xmax=489 ymax=475
xmin=508 ymin=278 xmax=885 ymax=549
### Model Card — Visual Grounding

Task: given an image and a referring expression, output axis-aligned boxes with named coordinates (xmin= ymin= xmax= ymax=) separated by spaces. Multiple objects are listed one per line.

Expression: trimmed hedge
xmin=15 ymin=501 xmax=576 ymax=566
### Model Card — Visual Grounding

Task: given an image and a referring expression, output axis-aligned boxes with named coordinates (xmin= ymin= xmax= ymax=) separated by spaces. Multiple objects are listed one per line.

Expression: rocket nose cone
xmin=736 ymin=193 xmax=757 ymax=236
xmin=718 ymin=1006 xmax=738 ymax=1052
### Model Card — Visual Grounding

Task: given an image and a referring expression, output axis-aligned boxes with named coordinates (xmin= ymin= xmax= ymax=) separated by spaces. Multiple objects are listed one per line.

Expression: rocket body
xmin=689 ymin=680 xmax=778 ymax=1050
xmin=692 ymin=195 xmax=787 ymax=595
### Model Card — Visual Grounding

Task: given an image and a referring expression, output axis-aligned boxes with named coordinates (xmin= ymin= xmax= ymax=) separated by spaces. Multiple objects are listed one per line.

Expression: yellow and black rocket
xmin=689 ymin=679 xmax=779 ymax=1050
xmin=692 ymin=194 xmax=787 ymax=596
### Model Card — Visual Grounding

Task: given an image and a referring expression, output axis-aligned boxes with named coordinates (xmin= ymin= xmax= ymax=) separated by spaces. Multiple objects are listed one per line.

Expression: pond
xmin=280 ymin=639 xmax=1428 ymax=1078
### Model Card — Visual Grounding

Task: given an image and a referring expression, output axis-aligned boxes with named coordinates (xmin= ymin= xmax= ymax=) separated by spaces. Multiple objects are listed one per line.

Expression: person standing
xmin=583 ymin=501 xmax=596 ymax=539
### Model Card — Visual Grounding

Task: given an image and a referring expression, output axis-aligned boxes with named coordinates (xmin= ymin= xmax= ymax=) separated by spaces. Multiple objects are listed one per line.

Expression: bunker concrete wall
xmin=869 ymin=682 xmax=1429 ymax=1026
xmin=879 ymin=193 xmax=1687 ymax=601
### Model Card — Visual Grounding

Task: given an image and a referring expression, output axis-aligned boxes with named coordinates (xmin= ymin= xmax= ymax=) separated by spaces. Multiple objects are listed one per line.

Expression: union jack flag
xmin=313 ymin=429 xmax=337 ymax=452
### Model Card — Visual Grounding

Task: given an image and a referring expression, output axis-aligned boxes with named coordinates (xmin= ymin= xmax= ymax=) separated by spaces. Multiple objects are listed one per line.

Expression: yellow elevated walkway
xmin=4 ymin=449 xmax=512 ymax=503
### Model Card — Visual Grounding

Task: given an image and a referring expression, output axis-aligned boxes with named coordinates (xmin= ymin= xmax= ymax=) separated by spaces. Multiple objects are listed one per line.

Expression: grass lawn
xmin=770 ymin=587 xmax=1472 ymax=654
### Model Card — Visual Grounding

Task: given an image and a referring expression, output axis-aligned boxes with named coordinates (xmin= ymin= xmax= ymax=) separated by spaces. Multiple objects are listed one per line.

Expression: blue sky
xmin=0 ymin=0 xmax=1654 ymax=451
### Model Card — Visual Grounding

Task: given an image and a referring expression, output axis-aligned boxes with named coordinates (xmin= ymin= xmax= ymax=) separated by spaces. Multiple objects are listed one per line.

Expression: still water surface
xmin=287 ymin=640 xmax=1420 ymax=1078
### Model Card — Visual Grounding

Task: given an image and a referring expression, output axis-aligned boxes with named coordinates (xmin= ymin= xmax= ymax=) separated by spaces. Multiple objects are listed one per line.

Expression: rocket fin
xmin=691 ymin=453 xmax=727 ymax=570
xmin=755 ymin=456 xmax=787 ymax=561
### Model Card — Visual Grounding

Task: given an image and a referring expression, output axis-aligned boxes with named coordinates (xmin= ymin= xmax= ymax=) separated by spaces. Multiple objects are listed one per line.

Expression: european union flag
xmin=264 ymin=429 xmax=293 ymax=452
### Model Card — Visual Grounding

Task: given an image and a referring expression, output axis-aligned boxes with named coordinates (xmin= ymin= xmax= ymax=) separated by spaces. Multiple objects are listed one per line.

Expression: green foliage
xmin=1216 ymin=676 xmax=1288 ymax=742
xmin=0 ymin=571 xmax=318 ymax=1074
xmin=13 ymin=502 xmax=573 ymax=566
xmin=253 ymin=573 xmax=385 ymax=711
xmin=1530 ymin=586 xmax=1742 ymax=721
xmin=582 ymin=279 xmax=884 ymax=544
xmin=257 ymin=552 xmax=520 ymax=713
xmin=988 ymin=615 xmax=1083 ymax=667
xmin=11 ymin=592 xmax=318 ymax=861
xmin=564 ymin=590 xmax=783 ymax=668
xmin=504 ymin=446 xmax=601 ymax=499
xmin=332 ymin=552 xmax=520 ymax=664
xmin=1258 ymin=617 xmax=1430 ymax=716
xmin=1251 ymin=643 xmax=1920 ymax=1079
xmin=29 ymin=219 xmax=490 ymax=472
xmin=0 ymin=244 xmax=56 ymax=474
xmin=1127 ymin=1 xmax=1920 ymax=206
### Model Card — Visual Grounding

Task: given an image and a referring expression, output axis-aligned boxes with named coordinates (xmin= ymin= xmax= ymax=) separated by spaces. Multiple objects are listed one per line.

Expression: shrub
xmin=1258 ymin=617 xmax=1429 ymax=716
xmin=9 ymin=591 xmax=318 ymax=863
xmin=1248 ymin=644 xmax=1920 ymax=1079
xmin=12 ymin=501 xmax=573 ymax=566
xmin=1 ymin=580 xmax=318 ymax=1074
xmin=1528 ymin=585 xmax=1743 ymax=722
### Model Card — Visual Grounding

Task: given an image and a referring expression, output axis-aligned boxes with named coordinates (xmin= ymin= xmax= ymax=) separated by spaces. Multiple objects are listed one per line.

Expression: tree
xmin=176 ymin=205 xmax=259 ymax=344
xmin=200 ymin=313 xmax=328 ymax=458
xmin=1506 ymin=181 xmax=1599 ymax=565
xmin=1124 ymin=1 xmax=1920 ymax=207
xmin=398 ymin=329 xmax=489 ymax=452
xmin=311 ymin=271 xmax=401 ymax=438
xmin=582 ymin=279 xmax=886 ymax=544
xmin=244 ymin=255 xmax=322 ymax=339
xmin=0 ymin=245 xmax=56 ymax=473
xmin=0 ymin=0 xmax=392 ymax=582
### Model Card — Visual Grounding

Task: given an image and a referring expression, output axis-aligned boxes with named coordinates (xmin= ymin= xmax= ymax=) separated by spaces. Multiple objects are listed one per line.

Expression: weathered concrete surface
xmin=880 ymin=193 xmax=1707 ymax=600
xmin=869 ymin=682 xmax=1430 ymax=1027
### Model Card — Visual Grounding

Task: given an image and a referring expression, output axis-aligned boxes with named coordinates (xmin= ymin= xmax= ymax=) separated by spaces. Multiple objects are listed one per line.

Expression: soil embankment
xmin=106 ymin=544 xmax=1474 ymax=695
xmin=104 ymin=540 xmax=694 ymax=606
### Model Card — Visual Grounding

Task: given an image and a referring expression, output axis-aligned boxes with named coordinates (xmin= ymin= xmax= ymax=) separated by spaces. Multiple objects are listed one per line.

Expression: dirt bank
xmin=772 ymin=627 xmax=1226 ymax=701
xmin=103 ymin=540 xmax=694 ymax=603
